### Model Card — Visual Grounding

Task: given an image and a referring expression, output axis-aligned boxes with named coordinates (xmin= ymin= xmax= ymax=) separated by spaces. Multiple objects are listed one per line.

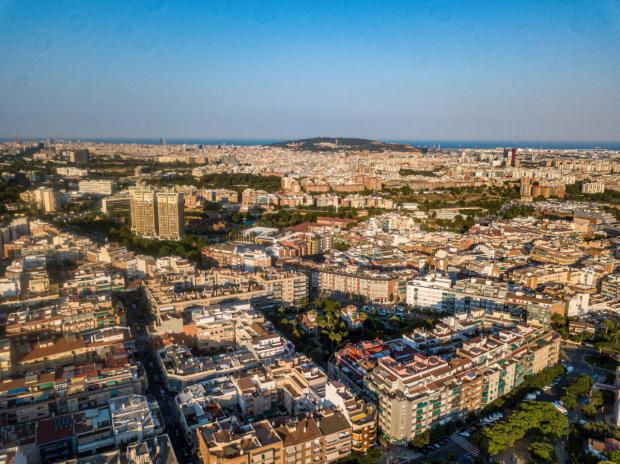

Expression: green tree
xmin=481 ymin=401 xmax=568 ymax=456
xmin=561 ymin=375 xmax=592 ymax=410
xmin=529 ymin=440 xmax=556 ymax=463
xmin=408 ymin=430 xmax=430 ymax=449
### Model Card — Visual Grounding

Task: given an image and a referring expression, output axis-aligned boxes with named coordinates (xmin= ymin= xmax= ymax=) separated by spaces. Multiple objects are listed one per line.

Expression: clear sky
xmin=1 ymin=0 xmax=619 ymax=141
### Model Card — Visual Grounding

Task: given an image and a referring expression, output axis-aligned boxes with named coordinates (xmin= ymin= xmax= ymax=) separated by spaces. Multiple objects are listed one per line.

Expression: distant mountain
xmin=270 ymin=137 xmax=420 ymax=153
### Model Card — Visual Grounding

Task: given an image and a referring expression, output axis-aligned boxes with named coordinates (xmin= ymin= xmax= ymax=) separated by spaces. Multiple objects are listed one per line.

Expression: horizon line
xmin=2 ymin=136 xmax=620 ymax=144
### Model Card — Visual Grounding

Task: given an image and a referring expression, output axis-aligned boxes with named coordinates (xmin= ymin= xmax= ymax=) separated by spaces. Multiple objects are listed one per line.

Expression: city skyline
xmin=2 ymin=1 xmax=620 ymax=462
xmin=1 ymin=0 xmax=620 ymax=141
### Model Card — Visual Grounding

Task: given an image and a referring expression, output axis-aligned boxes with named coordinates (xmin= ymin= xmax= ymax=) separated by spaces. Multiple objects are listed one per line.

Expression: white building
xmin=0 ymin=277 xmax=20 ymax=299
xmin=582 ymin=182 xmax=605 ymax=194
xmin=406 ymin=274 xmax=453 ymax=310
xmin=109 ymin=395 xmax=159 ymax=445
xmin=79 ymin=179 xmax=117 ymax=196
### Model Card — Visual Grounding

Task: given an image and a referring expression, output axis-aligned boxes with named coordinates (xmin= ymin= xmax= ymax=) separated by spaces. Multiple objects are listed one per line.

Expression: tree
xmin=408 ymin=430 xmax=430 ymax=449
xmin=333 ymin=240 xmax=350 ymax=251
xmin=529 ymin=440 xmax=556 ymax=463
xmin=481 ymin=401 xmax=568 ymax=456
xmin=561 ymin=375 xmax=592 ymax=410
xmin=338 ymin=449 xmax=381 ymax=464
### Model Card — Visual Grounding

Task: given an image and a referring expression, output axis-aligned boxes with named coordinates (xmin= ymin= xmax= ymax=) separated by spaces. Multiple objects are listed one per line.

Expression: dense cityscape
xmin=0 ymin=138 xmax=617 ymax=464
xmin=2 ymin=0 xmax=620 ymax=463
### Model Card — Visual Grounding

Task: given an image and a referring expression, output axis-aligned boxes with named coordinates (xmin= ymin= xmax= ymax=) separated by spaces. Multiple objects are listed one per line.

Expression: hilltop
xmin=270 ymin=137 xmax=420 ymax=153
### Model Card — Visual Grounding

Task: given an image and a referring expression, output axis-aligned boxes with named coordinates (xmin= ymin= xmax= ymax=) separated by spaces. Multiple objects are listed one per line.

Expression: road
xmin=562 ymin=344 xmax=615 ymax=380
xmin=123 ymin=290 xmax=196 ymax=464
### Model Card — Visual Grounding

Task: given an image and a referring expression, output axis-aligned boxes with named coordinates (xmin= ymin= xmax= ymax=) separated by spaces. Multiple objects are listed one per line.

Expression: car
xmin=552 ymin=401 xmax=568 ymax=415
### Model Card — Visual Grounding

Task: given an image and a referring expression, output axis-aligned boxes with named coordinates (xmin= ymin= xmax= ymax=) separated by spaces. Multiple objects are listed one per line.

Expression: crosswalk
xmin=451 ymin=433 xmax=480 ymax=457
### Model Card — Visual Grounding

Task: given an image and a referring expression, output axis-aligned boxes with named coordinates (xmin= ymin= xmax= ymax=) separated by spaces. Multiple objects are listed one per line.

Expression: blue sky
xmin=1 ymin=0 xmax=619 ymax=141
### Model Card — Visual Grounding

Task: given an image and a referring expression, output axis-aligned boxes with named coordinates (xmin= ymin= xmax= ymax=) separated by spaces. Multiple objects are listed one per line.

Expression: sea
xmin=2 ymin=137 xmax=620 ymax=150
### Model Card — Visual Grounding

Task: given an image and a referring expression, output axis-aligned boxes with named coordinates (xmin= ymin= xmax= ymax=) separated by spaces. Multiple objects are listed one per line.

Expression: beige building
xmin=156 ymin=189 xmax=184 ymax=240
xmin=130 ymin=184 xmax=184 ymax=240
xmin=21 ymin=187 xmax=62 ymax=212
xmin=276 ymin=418 xmax=323 ymax=464
xmin=255 ymin=270 xmax=309 ymax=308
xmin=332 ymin=326 xmax=561 ymax=443
xmin=325 ymin=381 xmax=376 ymax=453
xmin=196 ymin=418 xmax=283 ymax=464
xmin=582 ymin=182 xmax=605 ymax=194
xmin=318 ymin=269 xmax=399 ymax=304
xmin=130 ymin=184 xmax=158 ymax=238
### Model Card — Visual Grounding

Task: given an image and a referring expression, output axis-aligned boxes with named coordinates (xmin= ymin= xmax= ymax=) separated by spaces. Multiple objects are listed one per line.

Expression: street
xmin=123 ymin=290 xmax=196 ymax=464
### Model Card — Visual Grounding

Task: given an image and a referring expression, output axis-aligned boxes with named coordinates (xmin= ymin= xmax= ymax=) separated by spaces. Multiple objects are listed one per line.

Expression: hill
xmin=270 ymin=137 xmax=420 ymax=153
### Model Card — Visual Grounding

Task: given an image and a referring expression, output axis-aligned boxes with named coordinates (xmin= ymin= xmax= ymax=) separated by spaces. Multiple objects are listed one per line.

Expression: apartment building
xmin=324 ymin=381 xmax=376 ymax=453
xmin=201 ymin=243 xmax=272 ymax=271
xmin=101 ymin=192 xmax=131 ymax=214
xmin=129 ymin=184 xmax=158 ymax=237
xmin=254 ymin=270 xmax=309 ymax=308
xmin=319 ymin=412 xmax=353 ymax=463
xmin=511 ymin=265 xmax=582 ymax=289
xmin=129 ymin=184 xmax=184 ymax=240
xmin=203 ymin=188 xmax=239 ymax=203
xmin=196 ymin=418 xmax=283 ymax=464
xmin=78 ymin=180 xmax=117 ymax=196
xmin=241 ymin=189 xmax=278 ymax=207
xmin=125 ymin=434 xmax=179 ymax=464
xmin=56 ymin=166 xmax=88 ymax=177
xmin=0 ymin=357 xmax=143 ymax=430
xmin=276 ymin=417 xmax=323 ymax=464
xmin=406 ymin=274 xmax=453 ymax=310
xmin=20 ymin=187 xmax=62 ymax=212
xmin=318 ymin=269 xmax=399 ymax=303
xmin=603 ymin=274 xmax=620 ymax=300
xmin=68 ymin=149 xmax=90 ymax=163
xmin=12 ymin=326 xmax=131 ymax=375
xmin=530 ymin=241 xmax=584 ymax=265
xmin=407 ymin=276 xmax=516 ymax=314
xmin=234 ymin=373 xmax=278 ymax=418
xmin=194 ymin=410 xmax=351 ymax=464
xmin=331 ymin=326 xmax=560 ymax=443
xmin=109 ymin=395 xmax=159 ymax=446
xmin=156 ymin=188 xmax=185 ymax=240
xmin=144 ymin=273 xmax=267 ymax=323
xmin=582 ymin=182 xmax=605 ymax=194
